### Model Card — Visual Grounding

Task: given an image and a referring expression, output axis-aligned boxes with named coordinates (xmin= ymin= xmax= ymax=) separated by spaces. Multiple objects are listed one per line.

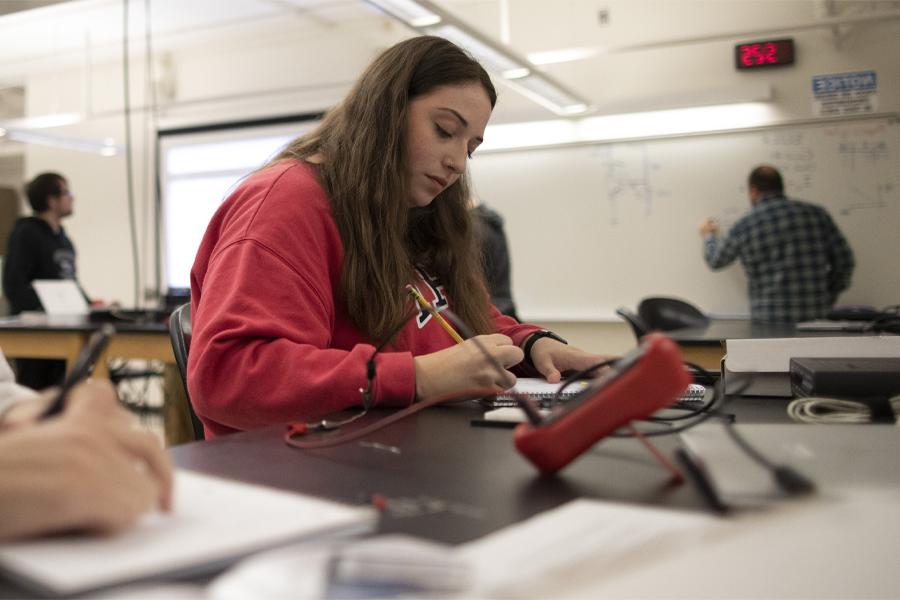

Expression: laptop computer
xmin=31 ymin=279 xmax=170 ymax=324
xmin=31 ymin=279 xmax=89 ymax=316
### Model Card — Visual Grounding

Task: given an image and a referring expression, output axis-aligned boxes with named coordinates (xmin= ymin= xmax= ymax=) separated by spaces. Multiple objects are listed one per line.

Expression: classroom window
xmin=159 ymin=119 xmax=317 ymax=291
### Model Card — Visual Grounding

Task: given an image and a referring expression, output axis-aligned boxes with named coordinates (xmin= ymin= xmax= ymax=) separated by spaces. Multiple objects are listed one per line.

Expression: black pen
xmin=41 ymin=324 xmax=115 ymax=419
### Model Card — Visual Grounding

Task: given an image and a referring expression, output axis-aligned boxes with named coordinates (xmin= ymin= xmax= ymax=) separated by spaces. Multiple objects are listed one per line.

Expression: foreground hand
xmin=698 ymin=218 xmax=719 ymax=236
xmin=414 ymin=334 xmax=524 ymax=402
xmin=0 ymin=390 xmax=53 ymax=428
xmin=528 ymin=337 xmax=616 ymax=384
xmin=0 ymin=380 xmax=173 ymax=541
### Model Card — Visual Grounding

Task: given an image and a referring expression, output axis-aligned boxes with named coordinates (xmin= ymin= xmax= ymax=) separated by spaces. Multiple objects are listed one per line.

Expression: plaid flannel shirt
xmin=704 ymin=194 xmax=855 ymax=323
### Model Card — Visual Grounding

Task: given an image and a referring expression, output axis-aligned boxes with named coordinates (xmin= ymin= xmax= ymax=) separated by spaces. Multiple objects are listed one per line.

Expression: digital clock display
xmin=735 ymin=38 xmax=795 ymax=69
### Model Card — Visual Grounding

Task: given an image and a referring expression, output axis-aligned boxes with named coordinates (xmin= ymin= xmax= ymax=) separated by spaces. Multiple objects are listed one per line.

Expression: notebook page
xmin=496 ymin=378 xmax=590 ymax=401
xmin=0 ymin=470 xmax=375 ymax=596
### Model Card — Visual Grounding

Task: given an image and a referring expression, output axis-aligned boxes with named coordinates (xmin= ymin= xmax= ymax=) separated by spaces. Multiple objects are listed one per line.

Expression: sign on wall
xmin=812 ymin=71 xmax=878 ymax=117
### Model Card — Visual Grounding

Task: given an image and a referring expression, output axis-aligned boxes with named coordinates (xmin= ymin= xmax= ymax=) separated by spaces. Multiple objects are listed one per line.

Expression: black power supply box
xmin=790 ymin=357 xmax=900 ymax=398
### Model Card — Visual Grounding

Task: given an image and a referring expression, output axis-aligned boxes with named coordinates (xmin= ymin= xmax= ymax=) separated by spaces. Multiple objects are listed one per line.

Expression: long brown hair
xmin=269 ymin=36 xmax=497 ymax=343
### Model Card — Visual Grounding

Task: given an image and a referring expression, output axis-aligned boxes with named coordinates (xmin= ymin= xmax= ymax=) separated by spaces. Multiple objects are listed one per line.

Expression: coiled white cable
xmin=787 ymin=396 xmax=900 ymax=425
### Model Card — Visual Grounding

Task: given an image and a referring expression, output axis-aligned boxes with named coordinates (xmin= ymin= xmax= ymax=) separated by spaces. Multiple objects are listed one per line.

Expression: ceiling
xmin=0 ymin=0 xmax=73 ymax=17
xmin=1 ymin=0 xmax=900 ymax=129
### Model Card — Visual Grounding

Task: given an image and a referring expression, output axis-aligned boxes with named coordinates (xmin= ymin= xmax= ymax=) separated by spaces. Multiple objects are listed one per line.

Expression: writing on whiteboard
xmin=592 ymin=144 xmax=669 ymax=225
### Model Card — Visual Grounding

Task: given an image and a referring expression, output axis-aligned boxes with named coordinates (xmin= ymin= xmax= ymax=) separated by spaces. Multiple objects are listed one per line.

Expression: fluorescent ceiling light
xmin=365 ymin=0 xmax=591 ymax=116
xmin=365 ymin=0 xmax=441 ymax=27
xmin=100 ymin=138 xmax=119 ymax=156
xmin=479 ymin=102 xmax=777 ymax=151
xmin=528 ymin=46 xmax=601 ymax=66
xmin=503 ymin=75 xmax=590 ymax=116
xmin=2 ymin=112 xmax=82 ymax=129
xmin=426 ymin=24 xmax=525 ymax=77
xmin=560 ymin=103 xmax=589 ymax=116
xmin=501 ymin=67 xmax=530 ymax=80
xmin=5 ymin=129 xmax=123 ymax=156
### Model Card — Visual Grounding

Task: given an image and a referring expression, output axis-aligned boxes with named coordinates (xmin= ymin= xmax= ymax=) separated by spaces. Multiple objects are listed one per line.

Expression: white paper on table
xmin=457 ymin=498 xmax=718 ymax=597
xmin=0 ymin=469 xmax=375 ymax=596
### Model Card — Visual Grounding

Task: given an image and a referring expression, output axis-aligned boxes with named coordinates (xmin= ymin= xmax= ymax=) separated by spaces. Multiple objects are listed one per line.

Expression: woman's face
xmin=404 ymin=82 xmax=492 ymax=208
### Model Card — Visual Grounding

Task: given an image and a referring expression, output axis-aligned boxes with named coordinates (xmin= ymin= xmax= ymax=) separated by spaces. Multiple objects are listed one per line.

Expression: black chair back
xmin=168 ymin=303 xmax=204 ymax=441
xmin=638 ymin=297 xmax=709 ymax=331
xmin=615 ymin=307 xmax=649 ymax=341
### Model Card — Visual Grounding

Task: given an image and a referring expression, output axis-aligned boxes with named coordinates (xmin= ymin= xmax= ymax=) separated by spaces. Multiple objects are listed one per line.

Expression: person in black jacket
xmin=473 ymin=202 xmax=520 ymax=322
xmin=2 ymin=172 xmax=85 ymax=389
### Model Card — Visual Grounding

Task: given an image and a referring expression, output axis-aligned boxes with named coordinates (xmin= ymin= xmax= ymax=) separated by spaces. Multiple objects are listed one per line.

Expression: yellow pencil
xmin=407 ymin=285 xmax=465 ymax=344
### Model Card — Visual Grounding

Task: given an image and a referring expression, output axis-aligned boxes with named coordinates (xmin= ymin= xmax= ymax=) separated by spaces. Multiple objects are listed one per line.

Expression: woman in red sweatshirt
xmin=188 ymin=36 xmax=605 ymax=438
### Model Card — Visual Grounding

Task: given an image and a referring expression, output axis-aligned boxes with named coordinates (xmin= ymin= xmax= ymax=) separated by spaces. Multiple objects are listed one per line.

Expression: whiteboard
xmin=469 ymin=116 xmax=900 ymax=320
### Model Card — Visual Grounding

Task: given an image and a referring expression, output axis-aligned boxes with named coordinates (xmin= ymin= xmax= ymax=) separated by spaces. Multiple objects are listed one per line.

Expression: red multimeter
xmin=514 ymin=333 xmax=691 ymax=474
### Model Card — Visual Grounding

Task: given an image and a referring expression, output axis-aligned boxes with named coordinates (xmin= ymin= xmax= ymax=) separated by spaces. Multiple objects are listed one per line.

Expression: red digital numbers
xmin=740 ymin=43 xmax=756 ymax=66
xmin=740 ymin=43 xmax=777 ymax=66
xmin=736 ymin=39 xmax=794 ymax=70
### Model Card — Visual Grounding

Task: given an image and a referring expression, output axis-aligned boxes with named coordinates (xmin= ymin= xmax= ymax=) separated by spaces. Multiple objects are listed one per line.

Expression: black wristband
xmin=523 ymin=330 xmax=568 ymax=368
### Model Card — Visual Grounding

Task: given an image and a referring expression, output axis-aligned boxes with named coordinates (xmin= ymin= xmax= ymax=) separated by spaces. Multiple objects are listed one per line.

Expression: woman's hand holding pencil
xmin=407 ymin=285 xmax=523 ymax=401
xmin=413 ymin=333 xmax=523 ymax=402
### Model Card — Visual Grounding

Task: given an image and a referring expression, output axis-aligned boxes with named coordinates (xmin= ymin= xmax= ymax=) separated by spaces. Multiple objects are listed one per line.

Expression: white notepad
xmin=488 ymin=378 xmax=706 ymax=412
xmin=488 ymin=378 xmax=591 ymax=408
xmin=0 ymin=469 xmax=375 ymax=596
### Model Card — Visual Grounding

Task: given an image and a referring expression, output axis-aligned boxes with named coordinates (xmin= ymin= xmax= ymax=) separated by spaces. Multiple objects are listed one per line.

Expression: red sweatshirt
xmin=189 ymin=160 xmax=539 ymax=437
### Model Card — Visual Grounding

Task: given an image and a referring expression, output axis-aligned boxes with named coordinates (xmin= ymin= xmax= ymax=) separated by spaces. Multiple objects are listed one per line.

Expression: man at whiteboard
xmin=699 ymin=165 xmax=855 ymax=323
